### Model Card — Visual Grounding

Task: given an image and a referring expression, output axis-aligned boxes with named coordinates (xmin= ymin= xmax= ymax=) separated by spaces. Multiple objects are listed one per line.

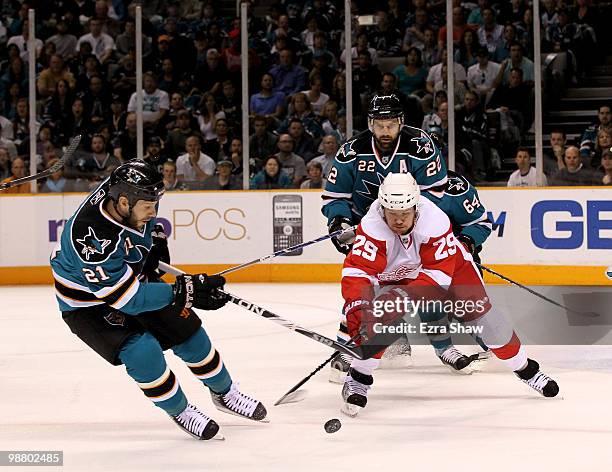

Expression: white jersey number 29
xmin=352 ymin=235 xmax=378 ymax=261
xmin=433 ymin=233 xmax=458 ymax=260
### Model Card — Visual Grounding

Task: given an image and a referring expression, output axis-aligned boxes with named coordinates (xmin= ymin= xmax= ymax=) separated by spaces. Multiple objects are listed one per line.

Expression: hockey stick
xmin=274 ymin=334 xmax=360 ymax=406
xmin=0 ymin=134 xmax=82 ymax=191
xmin=215 ymin=225 xmax=357 ymax=276
xmin=476 ymin=262 xmax=600 ymax=318
xmin=158 ymin=261 xmax=366 ymax=360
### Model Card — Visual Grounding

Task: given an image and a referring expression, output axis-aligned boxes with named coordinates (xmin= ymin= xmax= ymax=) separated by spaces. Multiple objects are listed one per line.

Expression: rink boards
xmin=0 ymin=187 xmax=610 ymax=285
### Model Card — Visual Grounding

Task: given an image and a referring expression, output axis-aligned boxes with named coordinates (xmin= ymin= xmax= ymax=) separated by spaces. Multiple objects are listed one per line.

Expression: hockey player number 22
xmin=425 ymin=156 xmax=442 ymax=177
xmin=433 ymin=234 xmax=457 ymax=260
xmin=352 ymin=235 xmax=378 ymax=261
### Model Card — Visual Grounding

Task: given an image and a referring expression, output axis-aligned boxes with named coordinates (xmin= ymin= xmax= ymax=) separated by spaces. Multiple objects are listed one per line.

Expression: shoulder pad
xmin=71 ymin=205 xmax=122 ymax=264
xmin=400 ymin=126 xmax=437 ymax=161
xmin=416 ymin=198 xmax=451 ymax=237
xmin=335 ymin=130 xmax=372 ymax=164
xmin=444 ymin=171 xmax=471 ymax=196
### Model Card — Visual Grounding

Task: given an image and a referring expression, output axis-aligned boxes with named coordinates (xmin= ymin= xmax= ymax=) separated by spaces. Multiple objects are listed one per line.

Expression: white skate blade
xmin=274 ymin=389 xmax=308 ymax=406
xmin=329 ymin=367 xmax=348 ymax=384
xmin=341 ymin=402 xmax=362 ymax=418
xmin=211 ymin=432 xmax=226 ymax=441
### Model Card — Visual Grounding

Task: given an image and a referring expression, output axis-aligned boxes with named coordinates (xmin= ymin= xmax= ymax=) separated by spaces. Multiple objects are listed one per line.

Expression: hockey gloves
xmin=457 ymin=234 xmax=475 ymax=255
xmin=173 ymin=274 xmax=229 ymax=311
xmin=329 ymin=216 xmax=356 ymax=255
xmin=143 ymin=224 xmax=171 ymax=280
xmin=345 ymin=288 xmax=413 ymax=342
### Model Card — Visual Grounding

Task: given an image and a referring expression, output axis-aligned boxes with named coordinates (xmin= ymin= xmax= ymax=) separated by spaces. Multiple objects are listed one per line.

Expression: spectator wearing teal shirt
xmin=250 ymin=155 xmax=292 ymax=189
xmin=392 ymin=47 xmax=428 ymax=97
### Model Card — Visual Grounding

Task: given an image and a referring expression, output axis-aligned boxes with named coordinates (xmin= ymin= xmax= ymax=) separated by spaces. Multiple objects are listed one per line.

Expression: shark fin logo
xmin=356 ymin=172 xmax=386 ymax=202
xmin=410 ymin=132 xmax=434 ymax=155
xmin=336 ymin=139 xmax=358 ymax=163
xmin=445 ymin=173 xmax=469 ymax=196
xmin=76 ymin=227 xmax=111 ymax=261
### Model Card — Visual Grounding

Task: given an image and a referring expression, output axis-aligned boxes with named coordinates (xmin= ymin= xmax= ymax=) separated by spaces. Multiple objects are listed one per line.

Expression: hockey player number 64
xmin=352 ymin=235 xmax=378 ymax=261
xmin=433 ymin=233 xmax=458 ymax=260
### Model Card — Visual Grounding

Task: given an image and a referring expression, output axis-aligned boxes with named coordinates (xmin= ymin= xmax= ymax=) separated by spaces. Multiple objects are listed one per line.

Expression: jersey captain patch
xmin=76 ymin=227 xmax=111 ymax=261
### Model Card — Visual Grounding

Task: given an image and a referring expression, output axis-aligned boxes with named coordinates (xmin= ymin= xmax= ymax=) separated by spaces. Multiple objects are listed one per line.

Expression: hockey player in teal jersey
xmin=322 ymin=95 xmax=490 ymax=380
xmin=51 ymin=160 xmax=267 ymax=440
xmin=322 ymin=94 xmax=447 ymax=248
xmin=422 ymin=170 xmax=492 ymax=266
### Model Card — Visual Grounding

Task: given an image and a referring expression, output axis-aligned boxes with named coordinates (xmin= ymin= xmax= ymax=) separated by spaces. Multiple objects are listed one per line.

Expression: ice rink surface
xmin=2 ymin=283 xmax=612 ymax=472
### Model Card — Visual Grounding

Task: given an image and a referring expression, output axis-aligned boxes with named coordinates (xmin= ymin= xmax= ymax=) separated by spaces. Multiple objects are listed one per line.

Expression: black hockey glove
xmin=143 ymin=224 xmax=170 ymax=280
xmin=457 ymin=234 xmax=475 ymax=255
xmin=328 ymin=216 xmax=356 ymax=255
xmin=173 ymin=274 xmax=229 ymax=311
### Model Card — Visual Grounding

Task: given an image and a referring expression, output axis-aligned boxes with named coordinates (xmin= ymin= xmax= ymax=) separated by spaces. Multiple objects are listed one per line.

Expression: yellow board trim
xmin=0 ymin=264 xmax=609 ymax=286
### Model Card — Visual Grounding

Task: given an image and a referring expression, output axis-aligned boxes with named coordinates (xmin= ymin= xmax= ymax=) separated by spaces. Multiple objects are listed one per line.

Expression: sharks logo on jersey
xmin=410 ymin=132 xmax=435 ymax=158
xmin=336 ymin=139 xmax=358 ymax=163
xmin=76 ymin=227 xmax=111 ymax=261
xmin=445 ymin=173 xmax=470 ymax=196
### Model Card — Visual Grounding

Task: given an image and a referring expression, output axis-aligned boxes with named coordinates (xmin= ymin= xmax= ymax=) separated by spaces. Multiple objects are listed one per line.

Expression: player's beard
xmin=374 ymin=134 xmax=397 ymax=152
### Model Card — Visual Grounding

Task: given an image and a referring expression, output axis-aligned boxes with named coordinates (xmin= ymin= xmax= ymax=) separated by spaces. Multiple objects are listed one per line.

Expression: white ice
xmin=1 ymin=283 xmax=611 ymax=472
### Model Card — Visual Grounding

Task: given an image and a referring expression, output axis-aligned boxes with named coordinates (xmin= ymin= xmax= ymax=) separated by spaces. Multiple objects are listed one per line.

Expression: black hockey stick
xmin=216 ymin=225 xmax=357 ymax=276
xmin=220 ymin=290 xmax=366 ymax=359
xmin=157 ymin=261 xmax=366 ymax=360
xmin=476 ymin=262 xmax=600 ymax=318
xmin=274 ymin=334 xmax=360 ymax=406
xmin=0 ymin=134 xmax=82 ymax=191
xmin=275 ymin=334 xmax=492 ymax=406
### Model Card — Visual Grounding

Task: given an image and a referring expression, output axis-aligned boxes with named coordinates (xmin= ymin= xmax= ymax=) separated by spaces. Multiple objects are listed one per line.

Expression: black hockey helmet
xmin=108 ymin=159 xmax=165 ymax=208
xmin=368 ymin=94 xmax=404 ymax=121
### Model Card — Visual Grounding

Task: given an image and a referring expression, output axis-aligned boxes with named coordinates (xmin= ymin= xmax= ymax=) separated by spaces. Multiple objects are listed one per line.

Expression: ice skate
xmin=329 ymin=352 xmax=351 ymax=384
xmin=515 ymin=359 xmax=559 ymax=397
xmin=379 ymin=336 xmax=413 ymax=369
xmin=438 ymin=346 xmax=475 ymax=374
xmin=211 ymin=382 xmax=268 ymax=421
xmin=341 ymin=368 xmax=373 ymax=417
xmin=171 ymin=404 xmax=224 ymax=440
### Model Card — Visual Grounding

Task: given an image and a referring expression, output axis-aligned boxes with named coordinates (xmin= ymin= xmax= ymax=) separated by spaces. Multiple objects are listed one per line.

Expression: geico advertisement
xmin=0 ymin=189 xmax=609 ymax=267
xmin=478 ymin=189 xmax=611 ymax=265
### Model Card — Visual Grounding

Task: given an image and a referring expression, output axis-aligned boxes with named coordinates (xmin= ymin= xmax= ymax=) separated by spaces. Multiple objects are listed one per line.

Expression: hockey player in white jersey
xmin=339 ymin=173 xmax=559 ymax=417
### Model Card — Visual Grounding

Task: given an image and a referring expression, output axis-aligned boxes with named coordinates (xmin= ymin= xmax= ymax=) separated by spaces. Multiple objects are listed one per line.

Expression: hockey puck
xmin=606 ymin=266 xmax=612 ymax=281
xmin=324 ymin=418 xmax=342 ymax=434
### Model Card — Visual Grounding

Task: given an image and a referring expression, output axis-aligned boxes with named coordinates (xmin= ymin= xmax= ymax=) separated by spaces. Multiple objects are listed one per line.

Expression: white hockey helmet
xmin=378 ymin=173 xmax=420 ymax=210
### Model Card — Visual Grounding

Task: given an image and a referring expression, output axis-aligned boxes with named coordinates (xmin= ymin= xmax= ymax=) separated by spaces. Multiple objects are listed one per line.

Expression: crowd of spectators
xmin=0 ymin=0 xmax=609 ymax=193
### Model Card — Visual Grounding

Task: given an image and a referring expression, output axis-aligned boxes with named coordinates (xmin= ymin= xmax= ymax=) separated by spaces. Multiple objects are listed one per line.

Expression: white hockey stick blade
xmin=274 ymin=389 xmax=308 ymax=406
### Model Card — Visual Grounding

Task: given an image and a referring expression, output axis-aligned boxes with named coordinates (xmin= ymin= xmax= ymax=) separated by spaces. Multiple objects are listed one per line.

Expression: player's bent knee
xmin=119 ymin=332 xmax=165 ymax=374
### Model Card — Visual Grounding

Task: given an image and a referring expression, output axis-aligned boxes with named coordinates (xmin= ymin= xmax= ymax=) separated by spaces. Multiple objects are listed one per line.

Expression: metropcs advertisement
xmin=0 ymin=188 xmax=610 ymax=285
